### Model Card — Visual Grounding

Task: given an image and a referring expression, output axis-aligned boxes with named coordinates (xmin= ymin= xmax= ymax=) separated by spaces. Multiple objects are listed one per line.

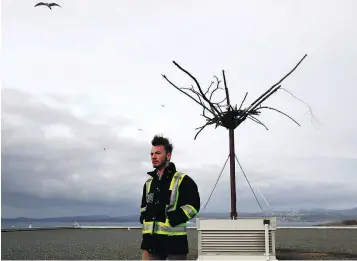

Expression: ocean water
xmin=276 ymin=221 xmax=323 ymax=227
xmin=1 ymin=220 xmax=323 ymax=229
xmin=1 ymin=221 xmax=143 ymax=229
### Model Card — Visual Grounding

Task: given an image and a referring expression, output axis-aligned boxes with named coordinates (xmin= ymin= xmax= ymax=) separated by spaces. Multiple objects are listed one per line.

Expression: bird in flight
xmin=138 ymin=129 xmax=143 ymax=131
xmin=35 ymin=2 xmax=62 ymax=9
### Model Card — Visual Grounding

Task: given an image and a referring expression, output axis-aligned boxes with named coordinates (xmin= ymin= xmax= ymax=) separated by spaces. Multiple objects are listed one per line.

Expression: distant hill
xmin=192 ymin=208 xmax=357 ymax=222
xmin=1 ymin=215 xmax=139 ymax=223
xmin=316 ymin=219 xmax=357 ymax=226
xmin=298 ymin=207 xmax=357 ymax=221
xmin=2 ymin=207 xmax=356 ymax=223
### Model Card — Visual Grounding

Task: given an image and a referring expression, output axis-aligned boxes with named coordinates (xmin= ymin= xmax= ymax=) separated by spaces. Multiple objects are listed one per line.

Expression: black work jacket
xmin=140 ymin=162 xmax=200 ymax=255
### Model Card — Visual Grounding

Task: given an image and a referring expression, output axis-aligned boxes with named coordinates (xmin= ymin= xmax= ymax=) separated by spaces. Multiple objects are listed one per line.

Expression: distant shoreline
xmin=3 ymin=225 xmax=357 ymax=233
xmin=2 ymin=207 xmax=356 ymax=223
xmin=315 ymin=219 xmax=357 ymax=226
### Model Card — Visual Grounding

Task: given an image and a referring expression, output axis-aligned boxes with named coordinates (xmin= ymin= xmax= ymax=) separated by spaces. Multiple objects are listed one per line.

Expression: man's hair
xmin=151 ymin=134 xmax=173 ymax=154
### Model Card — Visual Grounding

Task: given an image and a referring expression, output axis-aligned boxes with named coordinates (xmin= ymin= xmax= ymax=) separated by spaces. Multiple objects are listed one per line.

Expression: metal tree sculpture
xmin=162 ymin=54 xmax=307 ymax=219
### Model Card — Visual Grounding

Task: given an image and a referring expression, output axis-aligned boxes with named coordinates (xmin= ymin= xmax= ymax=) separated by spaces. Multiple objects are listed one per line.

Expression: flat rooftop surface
xmin=2 ymin=228 xmax=357 ymax=260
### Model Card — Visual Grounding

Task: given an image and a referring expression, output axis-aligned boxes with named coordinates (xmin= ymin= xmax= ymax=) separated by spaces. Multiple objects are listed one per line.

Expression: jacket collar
xmin=147 ymin=162 xmax=177 ymax=179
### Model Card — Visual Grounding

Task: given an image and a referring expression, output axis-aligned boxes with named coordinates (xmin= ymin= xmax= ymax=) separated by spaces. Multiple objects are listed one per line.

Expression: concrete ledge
xmin=78 ymin=226 xmax=198 ymax=229
xmin=1 ymin=227 xmax=79 ymax=232
xmin=279 ymin=226 xmax=357 ymax=229
xmin=2 ymin=225 xmax=356 ymax=232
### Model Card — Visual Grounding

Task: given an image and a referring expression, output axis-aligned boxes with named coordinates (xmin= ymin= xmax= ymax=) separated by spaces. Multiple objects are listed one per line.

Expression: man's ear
xmin=167 ymin=152 xmax=171 ymax=161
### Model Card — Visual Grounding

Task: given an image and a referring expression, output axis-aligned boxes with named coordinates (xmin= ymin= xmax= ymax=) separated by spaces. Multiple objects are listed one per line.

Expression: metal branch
xmin=162 ymin=75 xmax=203 ymax=107
xmin=182 ymin=86 xmax=207 ymax=110
xmin=184 ymin=86 xmax=209 ymax=119
xmin=187 ymin=86 xmax=214 ymax=121
xmin=222 ymin=70 xmax=231 ymax=111
xmin=210 ymin=78 xmax=227 ymax=114
xmin=201 ymin=76 xmax=226 ymax=115
xmin=172 ymin=61 xmax=223 ymax=118
xmin=204 ymin=81 xmax=215 ymax=96
xmin=209 ymin=76 xmax=223 ymax=101
xmin=194 ymin=119 xmax=216 ymax=140
xmin=244 ymin=54 xmax=307 ymax=114
xmin=236 ymin=85 xmax=281 ymax=123
xmin=162 ymin=54 xmax=307 ymax=135
xmin=257 ymin=106 xmax=301 ymax=126
xmin=162 ymin=75 xmax=215 ymax=116
xmin=238 ymin=92 xmax=248 ymax=111
xmin=212 ymin=97 xmax=227 ymax=106
xmin=162 ymin=53 xmax=309 ymax=221
xmin=248 ymin=115 xmax=269 ymax=130
xmin=251 ymin=86 xmax=281 ymax=112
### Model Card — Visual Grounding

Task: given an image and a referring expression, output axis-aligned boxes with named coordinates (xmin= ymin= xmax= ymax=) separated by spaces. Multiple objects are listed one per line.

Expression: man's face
xmin=151 ymin=145 xmax=171 ymax=169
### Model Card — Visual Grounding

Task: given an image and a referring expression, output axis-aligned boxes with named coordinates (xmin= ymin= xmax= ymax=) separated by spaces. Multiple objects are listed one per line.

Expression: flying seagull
xmin=35 ymin=2 xmax=62 ymax=9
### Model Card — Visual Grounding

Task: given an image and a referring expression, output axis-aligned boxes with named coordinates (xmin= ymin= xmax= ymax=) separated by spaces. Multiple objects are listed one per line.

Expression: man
xmin=140 ymin=135 xmax=200 ymax=260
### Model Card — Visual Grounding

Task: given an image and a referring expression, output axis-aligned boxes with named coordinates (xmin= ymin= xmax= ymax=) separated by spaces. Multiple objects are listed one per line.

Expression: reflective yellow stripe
xmin=142 ymin=172 xmax=189 ymax=236
xmin=141 ymin=179 xmax=152 ymax=214
xmin=155 ymin=219 xmax=187 ymax=227
xmin=181 ymin=204 xmax=197 ymax=219
xmin=146 ymin=178 xmax=153 ymax=197
xmin=142 ymin=220 xmax=187 ymax=235
xmin=142 ymin=221 xmax=154 ymax=234
xmin=167 ymin=172 xmax=186 ymax=212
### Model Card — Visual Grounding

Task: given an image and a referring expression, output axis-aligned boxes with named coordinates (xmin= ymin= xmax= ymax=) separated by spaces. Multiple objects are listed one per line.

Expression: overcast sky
xmin=1 ymin=0 xmax=357 ymax=218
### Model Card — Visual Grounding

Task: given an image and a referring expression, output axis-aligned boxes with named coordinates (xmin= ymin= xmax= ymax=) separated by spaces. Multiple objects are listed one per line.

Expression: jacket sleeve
xmin=166 ymin=175 xmax=200 ymax=227
xmin=139 ymin=183 xmax=146 ymax=224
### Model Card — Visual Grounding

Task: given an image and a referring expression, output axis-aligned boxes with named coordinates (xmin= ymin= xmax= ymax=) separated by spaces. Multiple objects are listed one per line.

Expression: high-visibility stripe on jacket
xmin=142 ymin=171 xmax=197 ymax=236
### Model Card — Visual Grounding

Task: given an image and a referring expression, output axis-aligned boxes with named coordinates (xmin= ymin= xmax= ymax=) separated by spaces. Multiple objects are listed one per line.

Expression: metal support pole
xmin=229 ymin=128 xmax=237 ymax=219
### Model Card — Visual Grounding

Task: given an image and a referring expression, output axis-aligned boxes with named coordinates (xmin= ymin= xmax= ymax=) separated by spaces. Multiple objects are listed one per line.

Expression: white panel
xmin=197 ymin=218 xmax=278 ymax=261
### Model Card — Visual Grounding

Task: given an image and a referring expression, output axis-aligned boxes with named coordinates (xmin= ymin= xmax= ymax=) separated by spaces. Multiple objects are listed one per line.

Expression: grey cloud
xmin=1 ymin=88 xmax=152 ymax=217
xmin=1 ymin=88 xmax=229 ymax=218
xmin=194 ymin=154 xmax=357 ymax=213
xmin=1 ymin=193 xmax=138 ymax=218
xmin=2 ymin=0 xmax=357 ymax=219
xmin=2 ymin=88 xmax=357 ymax=218
xmin=200 ymin=177 xmax=357 ymax=214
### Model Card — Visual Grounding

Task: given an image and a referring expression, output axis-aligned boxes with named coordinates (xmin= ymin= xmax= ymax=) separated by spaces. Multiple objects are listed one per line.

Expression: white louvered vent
xmin=197 ymin=218 xmax=277 ymax=260
xmin=200 ymin=230 xmax=273 ymax=253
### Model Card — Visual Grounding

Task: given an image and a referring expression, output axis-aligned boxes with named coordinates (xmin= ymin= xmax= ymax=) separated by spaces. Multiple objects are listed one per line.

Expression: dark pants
xmin=142 ymin=250 xmax=187 ymax=260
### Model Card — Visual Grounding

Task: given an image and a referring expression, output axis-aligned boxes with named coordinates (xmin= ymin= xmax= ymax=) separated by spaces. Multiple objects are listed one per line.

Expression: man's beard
xmin=154 ymin=158 xmax=168 ymax=169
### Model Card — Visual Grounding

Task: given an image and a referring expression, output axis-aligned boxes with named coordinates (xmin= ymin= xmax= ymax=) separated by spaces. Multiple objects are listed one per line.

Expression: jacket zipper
xmin=151 ymin=172 xmax=163 ymax=235
xmin=151 ymin=175 xmax=159 ymax=235
xmin=152 ymin=218 xmax=156 ymax=235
